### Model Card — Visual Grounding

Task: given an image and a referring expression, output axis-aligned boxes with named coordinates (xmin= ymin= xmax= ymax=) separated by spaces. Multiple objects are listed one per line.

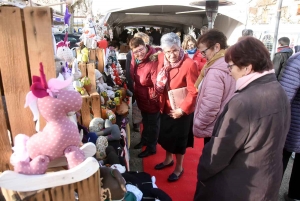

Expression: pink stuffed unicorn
xmin=10 ymin=63 xmax=85 ymax=175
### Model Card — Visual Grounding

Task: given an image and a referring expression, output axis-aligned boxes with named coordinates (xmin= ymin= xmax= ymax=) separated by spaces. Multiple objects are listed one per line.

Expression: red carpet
xmin=143 ymin=138 xmax=204 ymax=201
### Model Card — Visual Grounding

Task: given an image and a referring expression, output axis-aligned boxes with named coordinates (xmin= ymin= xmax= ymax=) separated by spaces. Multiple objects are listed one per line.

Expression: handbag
xmin=168 ymin=87 xmax=188 ymax=110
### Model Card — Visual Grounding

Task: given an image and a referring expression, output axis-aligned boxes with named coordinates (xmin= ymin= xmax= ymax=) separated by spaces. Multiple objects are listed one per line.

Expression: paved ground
xmin=129 ymin=129 xmax=293 ymax=201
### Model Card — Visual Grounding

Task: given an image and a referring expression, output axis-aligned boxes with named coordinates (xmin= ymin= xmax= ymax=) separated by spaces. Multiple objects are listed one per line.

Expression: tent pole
xmin=271 ymin=0 xmax=283 ymax=60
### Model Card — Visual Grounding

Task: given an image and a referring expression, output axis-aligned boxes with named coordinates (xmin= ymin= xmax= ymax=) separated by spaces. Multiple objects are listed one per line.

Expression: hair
xmin=129 ymin=37 xmax=145 ymax=49
xmin=134 ymin=32 xmax=150 ymax=45
xmin=225 ymin=37 xmax=273 ymax=72
xmin=242 ymin=29 xmax=253 ymax=36
xmin=182 ymin=35 xmax=197 ymax=50
xmin=197 ymin=29 xmax=227 ymax=50
xmin=278 ymin=37 xmax=290 ymax=46
xmin=160 ymin=32 xmax=181 ymax=50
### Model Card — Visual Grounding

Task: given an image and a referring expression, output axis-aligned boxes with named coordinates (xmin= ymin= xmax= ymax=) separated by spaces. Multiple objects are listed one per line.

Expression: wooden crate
xmin=0 ymin=6 xmax=103 ymax=201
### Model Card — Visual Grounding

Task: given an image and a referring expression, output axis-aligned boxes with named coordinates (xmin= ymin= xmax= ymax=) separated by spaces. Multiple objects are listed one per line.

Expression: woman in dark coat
xmin=194 ymin=37 xmax=291 ymax=201
xmin=154 ymin=32 xmax=198 ymax=182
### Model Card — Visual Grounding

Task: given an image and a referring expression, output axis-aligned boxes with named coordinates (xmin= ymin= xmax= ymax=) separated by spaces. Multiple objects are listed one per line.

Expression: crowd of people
xmin=124 ymin=26 xmax=299 ymax=201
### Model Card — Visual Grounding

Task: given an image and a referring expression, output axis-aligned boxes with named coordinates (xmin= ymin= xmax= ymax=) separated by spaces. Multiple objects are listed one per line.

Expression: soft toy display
xmin=10 ymin=63 xmax=85 ymax=175
xmin=80 ymin=14 xmax=97 ymax=49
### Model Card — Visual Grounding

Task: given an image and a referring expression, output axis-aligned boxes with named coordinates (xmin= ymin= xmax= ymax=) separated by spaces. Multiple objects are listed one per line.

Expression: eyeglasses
xmin=227 ymin=64 xmax=235 ymax=71
xmin=200 ymin=44 xmax=215 ymax=56
xmin=164 ymin=49 xmax=180 ymax=56
xmin=132 ymin=46 xmax=145 ymax=55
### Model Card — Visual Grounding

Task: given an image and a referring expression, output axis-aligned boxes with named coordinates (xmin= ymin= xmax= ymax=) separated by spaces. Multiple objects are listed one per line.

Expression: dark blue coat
xmin=280 ymin=52 xmax=300 ymax=153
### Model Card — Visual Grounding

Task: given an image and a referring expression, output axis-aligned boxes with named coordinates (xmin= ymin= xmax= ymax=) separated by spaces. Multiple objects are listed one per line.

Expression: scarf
xmin=155 ymin=49 xmax=185 ymax=94
xmin=187 ymin=48 xmax=197 ymax=54
xmin=194 ymin=49 xmax=226 ymax=89
xmin=236 ymin=69 xmax=275 ymax=91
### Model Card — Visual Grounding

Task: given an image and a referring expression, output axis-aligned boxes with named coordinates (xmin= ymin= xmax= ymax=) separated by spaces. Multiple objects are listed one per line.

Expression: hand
xmin=169 ymin=108 xmax=184 ymax=119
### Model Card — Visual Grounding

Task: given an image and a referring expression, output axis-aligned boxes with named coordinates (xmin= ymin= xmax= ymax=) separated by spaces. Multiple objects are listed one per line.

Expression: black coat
xmin=194 ymin=74 xmax=291 ymax=201
xmin=272 ymin=48 xmax=293 ymax=80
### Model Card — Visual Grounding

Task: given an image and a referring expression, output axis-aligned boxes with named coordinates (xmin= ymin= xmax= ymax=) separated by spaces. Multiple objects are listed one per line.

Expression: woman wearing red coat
xmin=129 ymin=37 xmax=160 ymax=158
xmin=182 ymin=35 xmax=206 ymax=75
xmin=154 ymin=32 xmax=198 ymax=182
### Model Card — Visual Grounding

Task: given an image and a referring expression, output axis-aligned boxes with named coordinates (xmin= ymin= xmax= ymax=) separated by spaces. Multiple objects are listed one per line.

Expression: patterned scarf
xmin=155 ymin=49 xmax=185 ymax=94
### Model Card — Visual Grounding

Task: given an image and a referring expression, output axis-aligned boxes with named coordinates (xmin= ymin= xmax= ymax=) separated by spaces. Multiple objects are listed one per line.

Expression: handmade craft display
xmin=10 ymin=63 xmax=85 ymax=175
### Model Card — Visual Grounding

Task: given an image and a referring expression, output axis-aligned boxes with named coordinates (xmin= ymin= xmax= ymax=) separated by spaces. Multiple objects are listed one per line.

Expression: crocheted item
xmin=96 ymin=136 xmax=108 ymax=160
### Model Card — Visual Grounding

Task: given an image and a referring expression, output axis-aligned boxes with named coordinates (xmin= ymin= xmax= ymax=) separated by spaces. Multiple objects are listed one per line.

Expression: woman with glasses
xmin=194 ymin=36 xmax=290 ymax=201
xmin=129 ymin=37 xmax=160 ymax=158
xmin=154 ymin=32 xmax=198 ymax=182
xmin=193 ymin=29 xmax=235 ymax=144
xmin=182 ymin=35 xmax=206 ymax=75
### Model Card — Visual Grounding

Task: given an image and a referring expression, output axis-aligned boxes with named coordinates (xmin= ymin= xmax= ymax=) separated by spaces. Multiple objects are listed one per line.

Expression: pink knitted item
xmin=10 ymin=63 xmax=85 ymax=175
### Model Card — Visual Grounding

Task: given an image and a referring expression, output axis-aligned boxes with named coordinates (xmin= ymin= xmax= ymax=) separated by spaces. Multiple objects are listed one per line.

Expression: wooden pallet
xmin=0 ymin=6 xmax=103 ymax=201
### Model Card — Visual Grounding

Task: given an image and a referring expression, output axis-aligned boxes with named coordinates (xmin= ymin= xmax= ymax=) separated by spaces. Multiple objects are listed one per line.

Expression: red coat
xmin=157 ymin=53 xmax=198 ymax=115
xmin=130 ymin=45 xmax=159 ymax=113
xmin=192 ymin=50 xmax=206 ymax=75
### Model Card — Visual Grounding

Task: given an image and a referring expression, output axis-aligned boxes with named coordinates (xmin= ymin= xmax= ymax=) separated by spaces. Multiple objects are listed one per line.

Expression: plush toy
xmin=73 ymin=80 xmax=85 ymax=95
xmin=56 ymin=33 xmax=73 ymax=63
xmin=95 ymin=69 xmax=114 ymax=98
xmin=80 ymin=14 xmax=97 ymax=49
xmin=100 ymin=166 xmax=126 ymax=201
xmin=10 ymin=63 xmax=85 ymax=175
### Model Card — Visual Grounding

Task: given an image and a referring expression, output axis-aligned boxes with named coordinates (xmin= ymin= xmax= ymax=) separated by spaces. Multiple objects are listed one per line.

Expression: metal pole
xmin=271 ymin=0 xmax=283 ymax=60
xmin=206 ymin=0 xmax=219 ymax=29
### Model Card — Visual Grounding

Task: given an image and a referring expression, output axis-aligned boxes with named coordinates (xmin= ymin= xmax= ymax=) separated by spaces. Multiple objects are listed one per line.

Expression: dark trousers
xmin=204 ymin=137 xmax=211 ymax=145
xmin=282 ymin=148 xmax=300 ymax=199
xmin=141 ymin=111 xmax=160 ymax=152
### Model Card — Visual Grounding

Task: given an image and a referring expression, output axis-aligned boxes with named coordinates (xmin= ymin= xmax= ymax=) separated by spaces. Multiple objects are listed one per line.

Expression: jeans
xmin=282 ymin=148 xmax=300 ymax=199
xmin=141 ymin=111 xmax=160 ymax=152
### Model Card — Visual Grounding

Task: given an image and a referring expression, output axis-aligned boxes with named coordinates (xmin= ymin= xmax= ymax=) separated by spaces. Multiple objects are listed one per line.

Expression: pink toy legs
xmin=64 ymin=146 xmax=85 ymax=169
xmin=14 ymin=155 xmax=50 ymax=175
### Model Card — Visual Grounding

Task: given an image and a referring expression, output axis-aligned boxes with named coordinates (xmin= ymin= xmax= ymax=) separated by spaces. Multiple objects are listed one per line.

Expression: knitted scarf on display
xmin=194 ymin=49 xmax=226 ymax=89
xmin=155 ymin=49 xmax=185 ymax=94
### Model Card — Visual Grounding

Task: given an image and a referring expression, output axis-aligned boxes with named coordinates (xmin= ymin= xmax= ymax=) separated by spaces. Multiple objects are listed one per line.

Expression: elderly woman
xmin=126 ymin=32 xmax=151 ymax=133
xmin=194 ymin=37 xmax=291 ymax=201
xmin=193 ymin=29 xmax=235 ymax=144
xmin=154 ymin=32 xmax=198 ymax=182
xmin=182 ymin=35 xmax=206 ymax=75
xmin=129 ymin=37 xmax=160 ymax=158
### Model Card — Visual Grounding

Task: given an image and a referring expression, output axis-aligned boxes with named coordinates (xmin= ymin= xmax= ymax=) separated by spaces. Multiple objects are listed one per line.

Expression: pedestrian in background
xmin=182 ymin=35 xmax=206 ymax=75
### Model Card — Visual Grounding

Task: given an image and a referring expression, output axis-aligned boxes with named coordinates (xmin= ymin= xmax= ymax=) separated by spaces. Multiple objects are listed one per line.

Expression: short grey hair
xmin=160 ymin=32 xmax=181 ymax=50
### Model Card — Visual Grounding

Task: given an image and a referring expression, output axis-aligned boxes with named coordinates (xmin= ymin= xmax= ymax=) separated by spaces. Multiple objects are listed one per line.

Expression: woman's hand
xmin=169 ymin=108 xmax=184 ymax=119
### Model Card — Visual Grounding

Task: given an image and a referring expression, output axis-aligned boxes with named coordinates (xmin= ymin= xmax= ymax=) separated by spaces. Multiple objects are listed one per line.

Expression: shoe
xmin=138 ymin=150 xmax=156 ymax=158
xmin=154 ymin=161 xmax=174 ymax=170
xmin=134 ymin=142 xmax=145 ymax=149
xmin=167 ymin=169 xmax=184 ymax=182
xmin=284 ymin=193 xmax=300 ymax=201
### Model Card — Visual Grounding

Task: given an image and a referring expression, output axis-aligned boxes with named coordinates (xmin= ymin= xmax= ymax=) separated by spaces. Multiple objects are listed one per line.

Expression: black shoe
xmin=167 ymin=169 xmax=184 ymax=182
xmin=134 ymin=142 xmax=145 ymax=149
xmin=138 ymin=150 xmax=156 ymax=158
xmin=154 ymin=161 xmax=174 ymax=170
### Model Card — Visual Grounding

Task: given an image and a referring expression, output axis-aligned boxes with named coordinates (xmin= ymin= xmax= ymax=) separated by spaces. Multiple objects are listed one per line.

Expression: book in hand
xmin=168 ymin=87 xmax=188 ymax=110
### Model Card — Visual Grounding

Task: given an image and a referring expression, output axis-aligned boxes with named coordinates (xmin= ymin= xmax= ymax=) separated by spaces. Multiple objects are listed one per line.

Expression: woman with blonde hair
xmin=182 ymin=35 xmax=206 ymax=75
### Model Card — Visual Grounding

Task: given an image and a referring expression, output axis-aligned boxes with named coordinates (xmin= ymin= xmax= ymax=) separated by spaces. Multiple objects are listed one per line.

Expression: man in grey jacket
xmin=273 ymin=37 xmax=293 ymax=80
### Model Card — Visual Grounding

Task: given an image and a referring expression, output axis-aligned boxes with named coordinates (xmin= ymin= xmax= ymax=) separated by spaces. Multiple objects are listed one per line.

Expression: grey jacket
xmin=272 ymin=47 xmax=293 ymax=80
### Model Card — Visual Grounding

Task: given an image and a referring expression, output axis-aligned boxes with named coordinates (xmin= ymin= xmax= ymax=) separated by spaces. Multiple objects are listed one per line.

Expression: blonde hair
xmin=134 ymin=32 xmax=150 ymax=45
xmin=182 ymin=35 xmax=197 ymax=50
